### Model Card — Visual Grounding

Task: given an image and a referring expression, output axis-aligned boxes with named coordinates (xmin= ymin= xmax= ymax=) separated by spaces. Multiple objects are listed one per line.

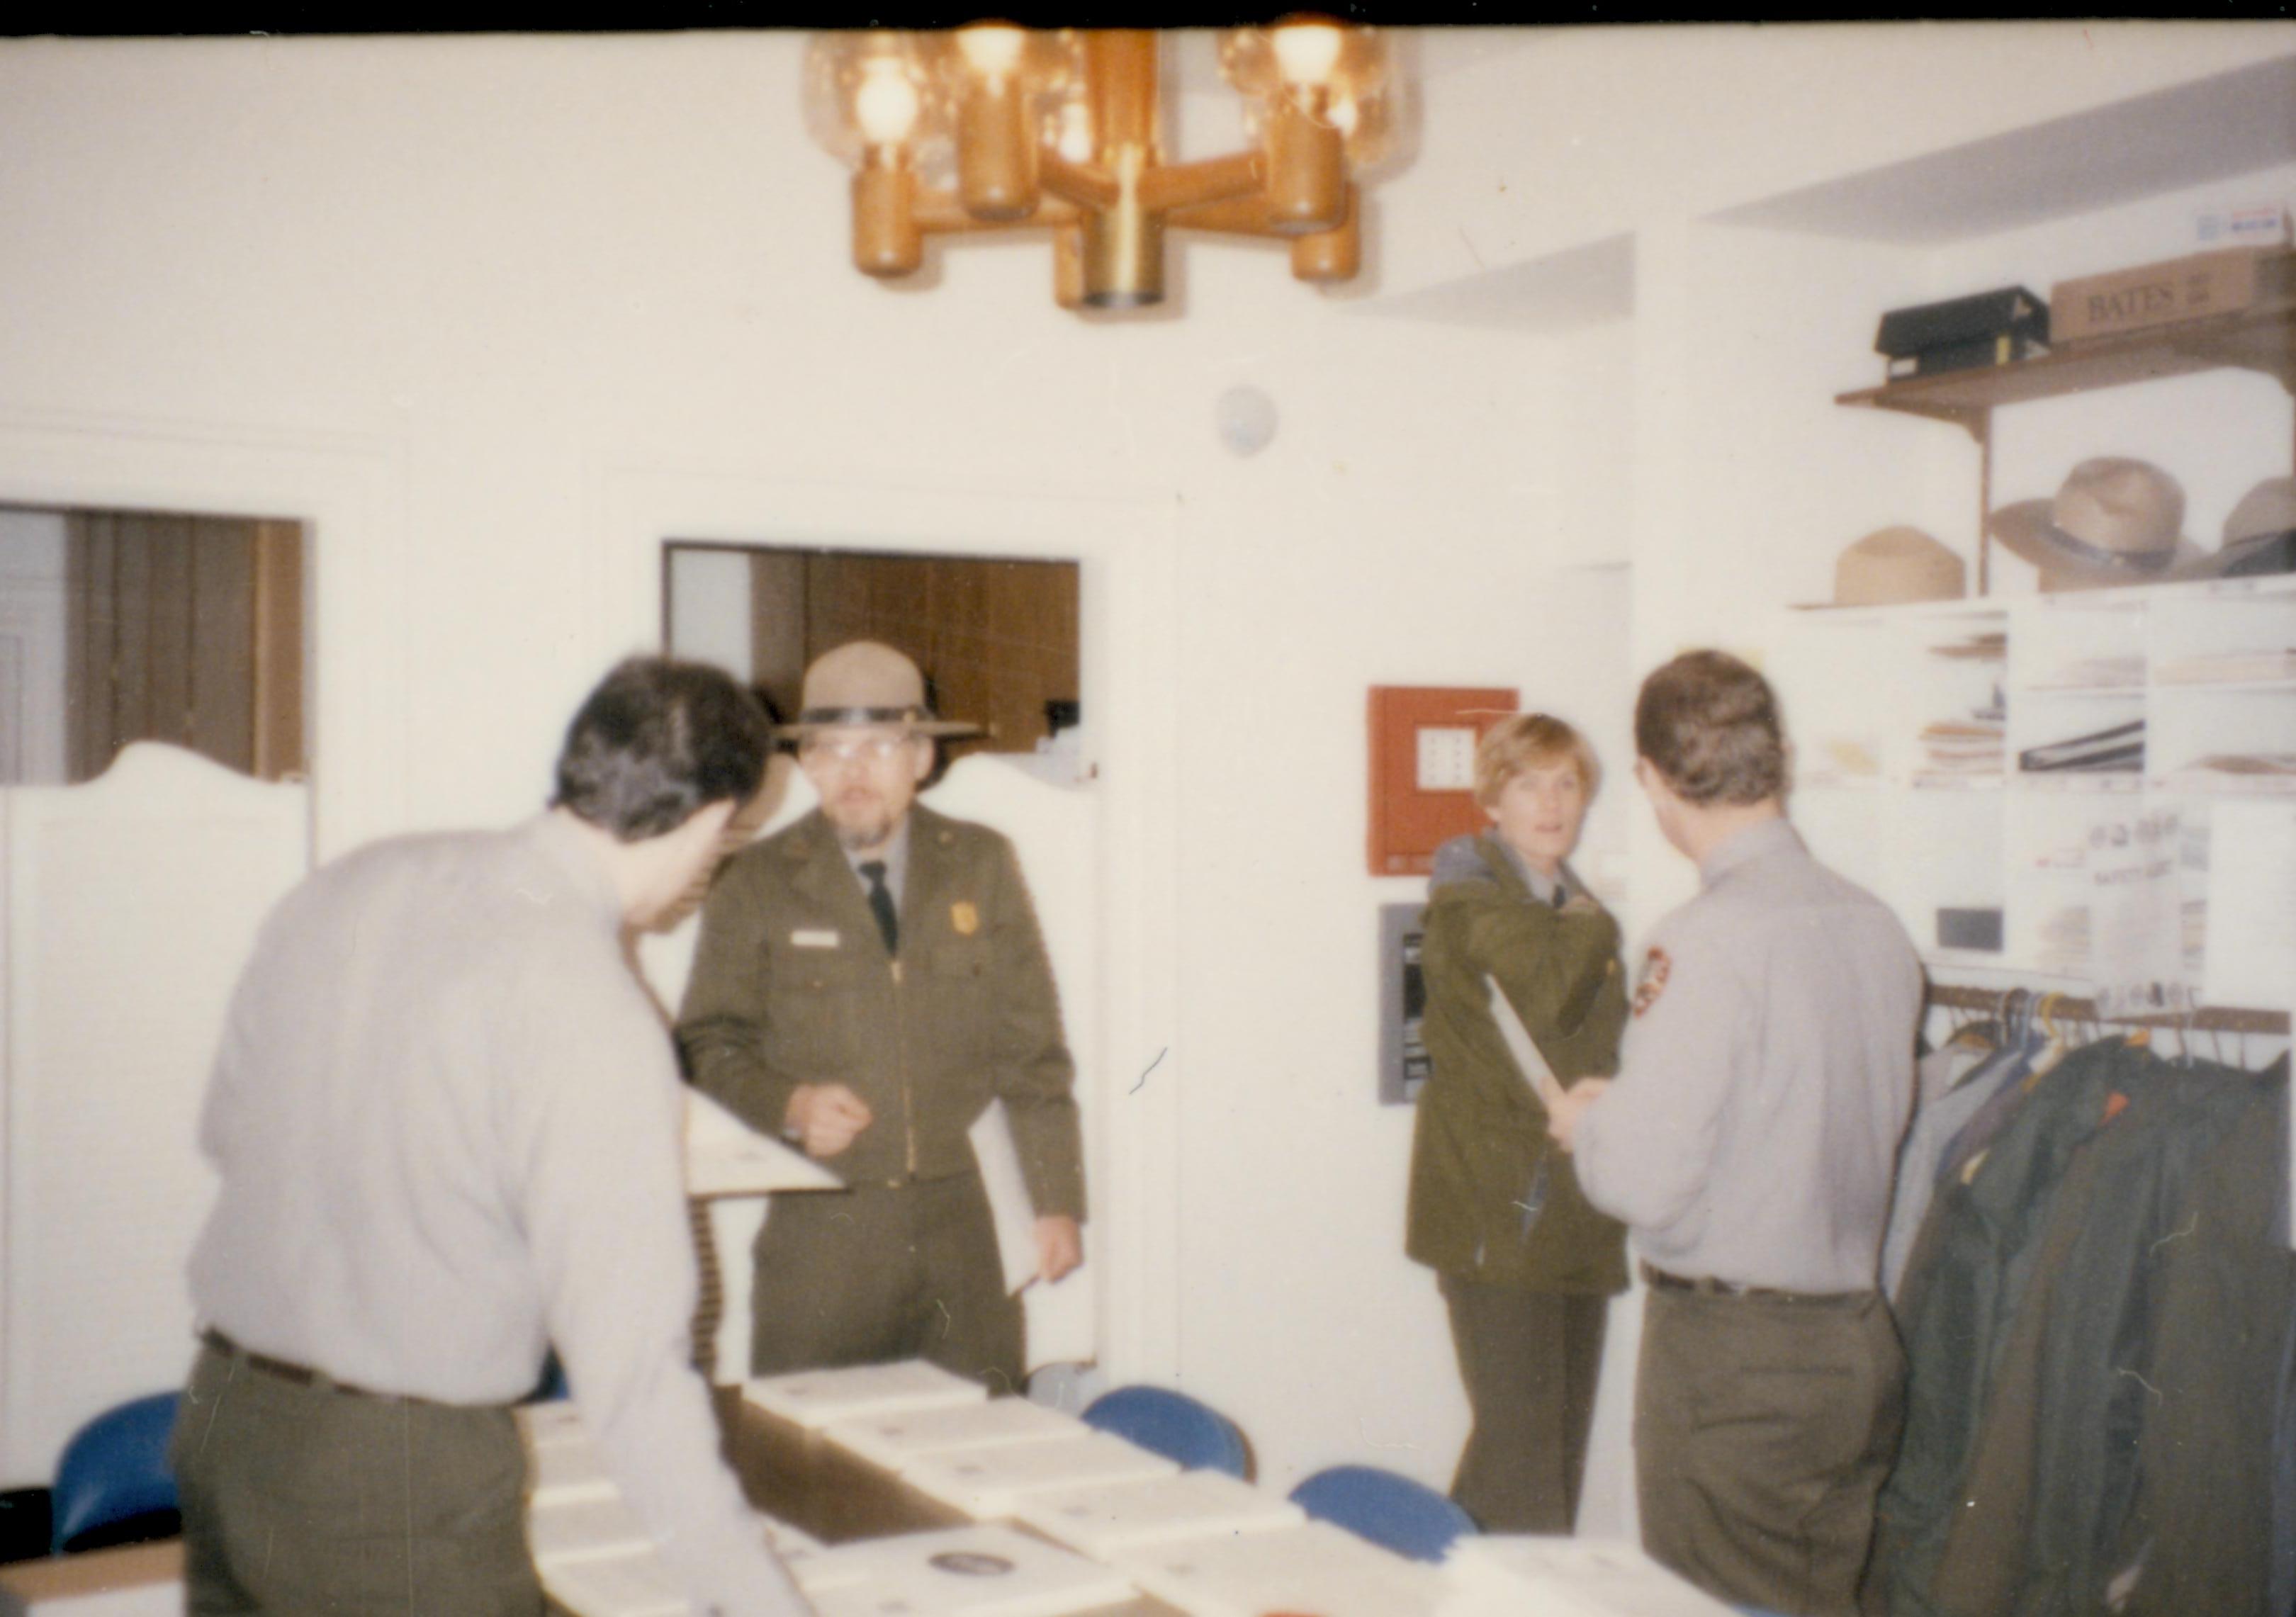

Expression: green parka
xmin=1405 ymin=833 xmax=1629 ymax=1293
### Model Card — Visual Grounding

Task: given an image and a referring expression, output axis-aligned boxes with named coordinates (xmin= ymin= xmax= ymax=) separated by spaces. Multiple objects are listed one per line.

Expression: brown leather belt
xmin=201 ymin=1327 xmax=393 ymax=1399
xmin=1640 ymin=1260 xmax=1866 ymax=1307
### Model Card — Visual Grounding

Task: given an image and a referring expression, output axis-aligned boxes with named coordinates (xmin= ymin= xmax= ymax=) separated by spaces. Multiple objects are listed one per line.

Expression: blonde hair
xmin=1473 ymin=713 xmax=1599 ymax=809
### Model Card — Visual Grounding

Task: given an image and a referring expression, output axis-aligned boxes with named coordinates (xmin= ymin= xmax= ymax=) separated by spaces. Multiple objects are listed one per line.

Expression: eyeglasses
xmin=799 ymin=733 xmax=916 ymax=765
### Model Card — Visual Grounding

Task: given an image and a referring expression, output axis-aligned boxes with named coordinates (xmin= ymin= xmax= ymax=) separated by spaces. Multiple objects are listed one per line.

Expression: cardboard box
xmin=2050 ymin=247 xmax=2294 ymax=342
xmin=0 ymin=1540 xmax=182 ymax=1616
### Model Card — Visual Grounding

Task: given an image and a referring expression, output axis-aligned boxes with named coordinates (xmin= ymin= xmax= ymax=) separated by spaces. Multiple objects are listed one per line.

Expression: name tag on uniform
xmin=790 ymin=928 xmax=840 ymax=949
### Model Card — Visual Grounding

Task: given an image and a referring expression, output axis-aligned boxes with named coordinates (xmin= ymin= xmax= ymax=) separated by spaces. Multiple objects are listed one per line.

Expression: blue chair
xmin=1288 ymin=1463 xmax=1478 ymax=1563
xmin=50 ymin=1393 xmax=181 ymax=1555
xmin=1080 ymin=1385 xmax=1249 ymax=1479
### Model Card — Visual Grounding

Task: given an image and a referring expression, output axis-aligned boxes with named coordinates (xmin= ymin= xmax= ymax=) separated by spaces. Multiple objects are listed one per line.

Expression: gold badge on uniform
xmin=1633 ymin=947 xmax=1671 ymax=1018
xmin=950 ymin=901 xmax=980 ymax=936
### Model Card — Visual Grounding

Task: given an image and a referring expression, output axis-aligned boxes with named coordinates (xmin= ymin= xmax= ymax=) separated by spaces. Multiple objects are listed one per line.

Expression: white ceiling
xmin=1710 ymin=52 xmax=2296 ymax=244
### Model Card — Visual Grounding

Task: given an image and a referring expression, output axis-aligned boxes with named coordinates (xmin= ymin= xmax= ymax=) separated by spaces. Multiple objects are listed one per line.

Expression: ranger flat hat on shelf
xmin=1830 ymin=526 xmax=1966 ymax=607
xmin=2168 ymin=475 xmax=2296 ymax=581
xmin=776 ymin=641 xmax=984 ymax=739
xmin=1987 ymin=456 xmax=2203 ymax=592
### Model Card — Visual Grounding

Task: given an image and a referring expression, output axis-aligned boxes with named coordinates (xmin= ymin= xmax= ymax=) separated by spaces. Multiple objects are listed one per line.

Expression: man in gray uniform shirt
xmin=1549 ymin=649 xmax=1921 ymax=1617
xmin=175 ymin=658 xmax=809 ymax=1617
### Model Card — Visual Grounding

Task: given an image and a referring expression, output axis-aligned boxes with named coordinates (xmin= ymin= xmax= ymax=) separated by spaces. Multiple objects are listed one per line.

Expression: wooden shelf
xmin=1837 ymin=303 xmax=2296 ymax=433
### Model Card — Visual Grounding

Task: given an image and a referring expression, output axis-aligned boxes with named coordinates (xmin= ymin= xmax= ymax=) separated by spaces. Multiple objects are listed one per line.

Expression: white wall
xmin=0 ymin=510 xmax=67 ymax=785
xmin=1 ymin=24 xmax=2290 ymax=1507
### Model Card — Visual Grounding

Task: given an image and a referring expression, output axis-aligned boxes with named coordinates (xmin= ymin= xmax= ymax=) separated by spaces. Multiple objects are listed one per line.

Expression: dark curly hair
xmin=1634 ymin=650 xmax=1786 ymax=807
xmin=551 ymin=657 xmax=770 ymax=841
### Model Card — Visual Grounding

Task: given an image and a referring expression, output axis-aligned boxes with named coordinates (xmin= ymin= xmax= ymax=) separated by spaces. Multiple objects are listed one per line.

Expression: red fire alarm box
xmin=1367 ymin=686 xmax=1519 ymax=876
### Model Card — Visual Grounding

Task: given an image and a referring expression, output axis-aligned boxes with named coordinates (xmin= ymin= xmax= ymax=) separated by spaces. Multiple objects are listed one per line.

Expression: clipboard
xmin=1485 ymin=975 xmax=1568 ymax=1114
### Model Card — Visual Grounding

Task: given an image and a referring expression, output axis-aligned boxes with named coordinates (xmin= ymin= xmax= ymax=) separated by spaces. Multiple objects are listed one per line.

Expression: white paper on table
xmin=2205 ymin=800 xmax=2296 ymax=1012
xmin=1439 ymin=1536 xmax=1737 ymax=1617
xmin=529 ymin=1438 xmax=617 ymax=1506
xmin=539 ymin=1545 xmax=694 ymax=1617
xmin=526 ymin=1495 xmax=657 ymax=1568
xmin=900 ymin=1431 xmax=1178 ymax=1519
xmin=823 ymin=1394 xmax=1086 ymax=1472
xmin=791 ymin=1523 xmax=1137 ymax=1617
xmin=741 ymin=1358 xmax=987 ymax=1431
xmin=1012 ymin=1467 xmax=1306 ymax=1559
xmin=685 ymin=1088 xmax=843 ymax=1197
xmin=1105 ymin=1519 xmax=1445 ymax=1617
xmin=969 ymin=1098 xmax=1043 ymax=1293
xmin=515 ymin=1400 xmax=592 ymax=1450
xmin=2 ymin=1587 xmax=183 ymax=1617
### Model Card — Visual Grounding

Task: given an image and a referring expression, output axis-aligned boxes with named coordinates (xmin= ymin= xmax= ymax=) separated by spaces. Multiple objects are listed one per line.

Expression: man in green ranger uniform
xmin=677 ymin=641 xmax=1084 ymax=1393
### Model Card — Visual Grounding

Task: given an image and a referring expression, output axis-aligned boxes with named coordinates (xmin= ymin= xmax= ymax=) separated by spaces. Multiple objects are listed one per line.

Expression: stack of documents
xmin=1013 ymin=1468 xmax=1307 ymax=1559
xmin=1105 ymin=1520 xmax=1445 ymax=1617
xmin=2161 ymin=751 xmax=2296 ymax=789
xmin=2018 ymin=719 xmax=2144 ymax=774
xmin=901 ymin=1432 xmax=1179 ymax=1519
xmin=1918 ymin=717 xmax=2005 ymax=777
xmin=743 ymin=1358 xmax=989 ymax=1431
xmin=514 ymin=1402 xmax=821 ymax=1617
xmin=1437 ymin=1536 xmax=1735 ymax=1616
xmin=789 ymin=1523 xmax=1137 ymax=1617
xmin=2027 ymin=653 xmax=2144 ymax=691
xmin=823 ymin=1395 xmax=1086 ymax=1472
xmin=517 ymin=1405 xmax=688 ymax=1616
xmin=541 ymin=1552 xmax=694 ymax=1617
xmin=2154 ymin=648 xmax=2296 ymax=684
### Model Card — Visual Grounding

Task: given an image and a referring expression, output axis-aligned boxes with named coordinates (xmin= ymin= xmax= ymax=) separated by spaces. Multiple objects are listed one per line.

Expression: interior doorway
xmin=0 ymin=504 xmax=306 ymax=787
xmin=662 ymin=541 xmax=1082 ymax=774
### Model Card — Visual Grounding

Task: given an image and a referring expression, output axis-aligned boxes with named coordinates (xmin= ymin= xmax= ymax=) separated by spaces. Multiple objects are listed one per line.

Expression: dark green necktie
xmin=860 ymin=860 xmax=899 ymax=956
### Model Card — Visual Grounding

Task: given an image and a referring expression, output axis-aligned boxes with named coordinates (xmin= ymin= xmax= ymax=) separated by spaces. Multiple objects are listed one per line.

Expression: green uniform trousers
xmin=750 ymin=1169 xmax=1023 ymax=1395
xmin=170 ymin=1341 xmax=540 ymax=1617
xmin=1440 ymin=1276 xmax=1607 ymax=1533
xmin=1636 ymin=1285 xmax=1903 ymax=1617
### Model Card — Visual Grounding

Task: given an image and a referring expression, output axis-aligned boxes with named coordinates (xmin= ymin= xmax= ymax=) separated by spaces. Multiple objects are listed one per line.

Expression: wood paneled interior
xmin=63 ymin=511 xmax=306 ymax=783
xmin=738 ymin=548 xmax=1080 ymax=757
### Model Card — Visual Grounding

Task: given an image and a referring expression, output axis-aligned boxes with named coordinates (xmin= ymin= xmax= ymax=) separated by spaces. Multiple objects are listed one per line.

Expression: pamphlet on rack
xmin=2089 ymin=804 xmax=2197 ymax=1020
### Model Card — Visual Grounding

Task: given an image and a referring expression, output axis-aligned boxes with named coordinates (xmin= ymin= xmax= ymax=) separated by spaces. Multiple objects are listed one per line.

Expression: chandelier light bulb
xmin=1054 ymin=100 xmax=1095 ymax=163
xmin=1270 ymin=21 xmax=1345 ymax=86
xmin=957 ymin=23 xmax=1028 ymax=78
xmin=852 ymin=61 xmax=922 ymax=145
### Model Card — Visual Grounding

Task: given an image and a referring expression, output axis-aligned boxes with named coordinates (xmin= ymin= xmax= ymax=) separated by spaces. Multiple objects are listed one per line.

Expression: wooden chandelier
xmin=803 ymin=22 xmax=1395 ymax=312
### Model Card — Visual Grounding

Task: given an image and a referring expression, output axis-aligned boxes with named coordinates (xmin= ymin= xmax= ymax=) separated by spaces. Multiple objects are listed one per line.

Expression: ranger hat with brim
xmin=1988 ymin=457 xmax=2202 ymax=592
xmin=2167 ymin=475 xmax=2296 ymax=582
xmin=775 ymin=640 xmax=984 ymax=740
xmin=1822 ymin=525 xmax=1966 ymax=607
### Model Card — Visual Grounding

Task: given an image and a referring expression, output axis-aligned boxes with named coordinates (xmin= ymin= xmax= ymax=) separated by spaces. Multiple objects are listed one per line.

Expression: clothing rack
xmin=1925 ymin=982 xmax=2289 ymax=1037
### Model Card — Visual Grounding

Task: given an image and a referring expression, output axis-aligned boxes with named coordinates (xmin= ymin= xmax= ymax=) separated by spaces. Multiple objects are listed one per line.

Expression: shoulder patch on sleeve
xmin=1632 ymin=946 xmax=1672 ymax=1018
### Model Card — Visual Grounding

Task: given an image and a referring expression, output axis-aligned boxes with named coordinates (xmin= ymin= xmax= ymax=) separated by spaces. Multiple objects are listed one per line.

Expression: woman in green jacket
xmin=1405 ymin=713 xmax=1628 ymax=1533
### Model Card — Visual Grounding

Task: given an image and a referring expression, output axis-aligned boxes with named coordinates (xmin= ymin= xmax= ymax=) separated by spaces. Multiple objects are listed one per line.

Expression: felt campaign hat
xmin=2167 ymin=475 xmax=2296 ymax=581
xmin=775 ymin=641 xmax=984 ymax=739
xmin=1988 ymin=457 xmax=2203 ymax=592
xmin=1830 ymin=526 xmax=1966 ymax=606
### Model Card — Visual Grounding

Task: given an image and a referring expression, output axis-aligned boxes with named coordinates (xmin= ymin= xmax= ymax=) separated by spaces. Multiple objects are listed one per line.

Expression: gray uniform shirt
xmin=188 ymin=813 xmax=804 ymax=1617
xmin=1575 ymin=817 xmax=1922 ymax=1295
